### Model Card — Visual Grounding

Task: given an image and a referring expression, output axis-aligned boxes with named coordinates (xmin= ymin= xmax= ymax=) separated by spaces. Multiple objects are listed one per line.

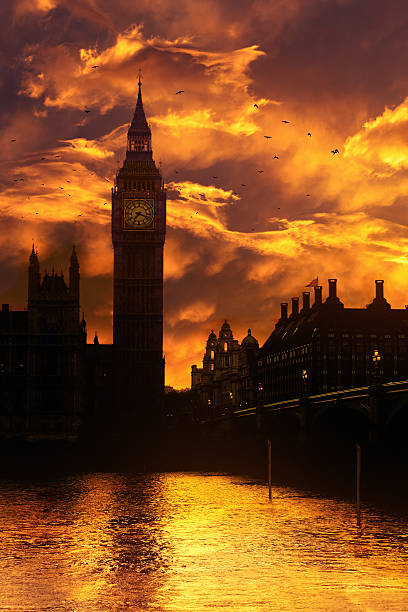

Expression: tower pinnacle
xmin=127 ymin=72 xmax=151 ymax=155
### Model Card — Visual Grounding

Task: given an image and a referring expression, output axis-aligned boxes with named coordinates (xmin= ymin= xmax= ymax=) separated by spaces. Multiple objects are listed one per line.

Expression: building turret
xmin=203 ymin=329 xmax=217 ymax=372
xmin=241 ymin=328 xmax=259 ymax=349
xmin=28 ymin=244 xmax=40 ymax=301
xmin=69 ymin=245 xmax=80 ymax=298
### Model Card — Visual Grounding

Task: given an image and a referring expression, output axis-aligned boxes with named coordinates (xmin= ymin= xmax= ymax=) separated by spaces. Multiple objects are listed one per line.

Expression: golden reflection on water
xmin=0 ymin=472 xmax=408 ymax=610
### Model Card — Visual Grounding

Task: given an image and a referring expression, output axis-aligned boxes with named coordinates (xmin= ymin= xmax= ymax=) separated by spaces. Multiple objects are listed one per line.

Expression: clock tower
xmin=112 ymin=77 xmax=166 ymax=416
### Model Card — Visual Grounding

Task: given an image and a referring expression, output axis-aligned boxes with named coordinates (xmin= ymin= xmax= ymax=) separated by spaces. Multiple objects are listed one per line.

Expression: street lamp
xmin=301 ymin=368 xmax=308 ymax=397
xmin=371 ymin=349 xmax=382 ymax=384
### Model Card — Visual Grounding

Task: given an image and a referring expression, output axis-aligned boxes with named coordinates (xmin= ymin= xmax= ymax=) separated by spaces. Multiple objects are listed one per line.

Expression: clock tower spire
xmin=111 ymin=77 xmax=166 ymax=422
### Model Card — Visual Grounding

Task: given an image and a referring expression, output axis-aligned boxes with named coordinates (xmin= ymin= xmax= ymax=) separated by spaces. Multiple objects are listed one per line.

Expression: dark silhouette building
xmin=0 ymin=246 xmax=86 ymax=440
xmin=258 ymin=279 xmax=408 ymax=403
xmin=111 ymin=76 xmax=166 ymax=418
xmin=191 ymin=321 xmax=259 ymax=419
xmin=0 ymin=80 xmax=166 ymax=442
xmin=191 ymin=280 xmax=408 ymax=417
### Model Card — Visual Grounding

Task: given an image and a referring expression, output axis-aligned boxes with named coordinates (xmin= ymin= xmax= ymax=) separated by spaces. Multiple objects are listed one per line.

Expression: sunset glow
xmin=2 ymin=1 xmax=408 ymax=387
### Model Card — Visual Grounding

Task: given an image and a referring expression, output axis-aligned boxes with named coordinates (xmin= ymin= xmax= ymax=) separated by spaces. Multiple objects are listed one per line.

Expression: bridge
xmin=210 ymin=379 xmax=408 ymax=445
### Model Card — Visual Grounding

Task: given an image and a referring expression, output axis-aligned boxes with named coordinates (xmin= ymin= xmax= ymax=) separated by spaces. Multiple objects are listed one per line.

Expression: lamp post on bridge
xmin=300 ymin=368 xmax=309 ymax=441
xmin=369 ymin=349 xmax=383 ymax=442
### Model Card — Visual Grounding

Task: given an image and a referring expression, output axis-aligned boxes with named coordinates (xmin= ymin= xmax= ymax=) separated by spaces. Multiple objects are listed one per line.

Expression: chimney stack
xmin=302 ymin=292 xmax=310 ymax=311
xmin=328 ymin=278 xmax=337 ymax=299
xmin=314 ymin=286 xmax=322 ymax=306
xmin=280 ymin=302 xmax=288 ymax=320
xmin=291 ymin=297 xmax=299 ymax=316
xmin=375 ymin=280 xmax=384 ymax=299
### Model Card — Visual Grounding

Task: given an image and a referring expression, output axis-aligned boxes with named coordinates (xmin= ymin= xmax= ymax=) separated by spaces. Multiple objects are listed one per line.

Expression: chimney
xmin=2 ymin=304 xmax=9 ymax=312
xmin=375 ymin=280 xmax=384 ymax=299
xmin=328 ymin=278 xmax=337 ymax=299
xmin=314 ymin=286 xmax=322 ymax=306
xmin=291 ymin=297 xmax=299 ymax=316
xmin=280 ymin=302 xmax=288 ymax=320
xmin=302 ymin=292 xmax=310 ymax=311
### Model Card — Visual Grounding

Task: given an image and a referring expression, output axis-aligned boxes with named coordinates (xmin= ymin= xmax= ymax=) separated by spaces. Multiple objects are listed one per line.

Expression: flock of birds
xmin=169 ymin=95 xmax=341 ymax=226
xmin=7 ymin=147 xmax=111 ymax=221
xmin=6 ymin=86 xmax=341 ymax=227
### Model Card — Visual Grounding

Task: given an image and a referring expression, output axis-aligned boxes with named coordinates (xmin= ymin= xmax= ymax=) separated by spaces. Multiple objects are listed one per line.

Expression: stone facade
xmin=191 ymin=321 xmax=259 ymax=419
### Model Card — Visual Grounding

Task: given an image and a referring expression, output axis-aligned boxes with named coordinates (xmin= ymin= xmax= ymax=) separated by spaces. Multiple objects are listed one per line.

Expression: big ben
xmin=112 ymin=77 xmax=165 ymax=415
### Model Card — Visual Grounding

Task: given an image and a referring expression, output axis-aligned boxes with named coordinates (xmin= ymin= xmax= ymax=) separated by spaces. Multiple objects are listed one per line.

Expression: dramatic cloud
xmin=2 ymin=0 xmax=408 ymax=387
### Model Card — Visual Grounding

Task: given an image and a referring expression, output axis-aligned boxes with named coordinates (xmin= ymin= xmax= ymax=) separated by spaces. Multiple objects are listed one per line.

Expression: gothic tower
xmin=111 ymin=78 xmax=166 ymax=413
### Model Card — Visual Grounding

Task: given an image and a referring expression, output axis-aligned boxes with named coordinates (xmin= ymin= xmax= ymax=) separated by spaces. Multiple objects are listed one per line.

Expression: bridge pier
xmin=298 ymin=398 xmax=310 ymax=442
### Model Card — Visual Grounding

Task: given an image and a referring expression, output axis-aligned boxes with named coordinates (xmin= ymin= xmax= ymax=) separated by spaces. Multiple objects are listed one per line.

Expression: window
xmin=210 ymin=350 xmax=214 ymax=359
xmin=210 ymin=364 xmax=214 ymax=371
xmin=224 ymin=342 xmax=228 ymax=351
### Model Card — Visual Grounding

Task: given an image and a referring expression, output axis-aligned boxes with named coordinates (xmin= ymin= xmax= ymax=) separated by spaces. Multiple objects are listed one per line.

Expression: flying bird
xmin=13 ymin=179 xmax=18 ymax=182
xmin=41 ymin=157 xmax=46 ymax=160
xmin=92 ymin=65 xmax=99 ymax=68
xmin=257 ymin=170 xmax=264 ymax=173
xmin=55 ymin=155 xmax=60 ymax=158
xmin=10 ymin=139 xmax=16 ymax=142
xmin=212 ymin=176 xmax=218 ymax=179
xmin=199 ymin=194 xmax=206 ymax=197
xmin=254 ymin=104 xmax=259 ymax=109
xmin=307 ymin=132 xmax=311 ymax=137
xmin=66 ymin=180 xmax=70 ymax=182
xmin=282 ymin=120 xmax=290 ymax=124
xmin=241 ymin=184 xmax=246 ymax=186
xmin=277 ymin=207 xmax=280 ymax=210
xmin=273 ymin=156 xmax=279 ymax=159
xmin=84 ymin=109 xmax=91 ymax=113
xmin=175 ymin=90 xmax=184 ymax=94
xmin=264 ymin=135 xmax=272 ymax=139
xmin=175 ymin=170 xmax=179 ymax=174
xmin=331 ymin=148 xmax=339 ymax=155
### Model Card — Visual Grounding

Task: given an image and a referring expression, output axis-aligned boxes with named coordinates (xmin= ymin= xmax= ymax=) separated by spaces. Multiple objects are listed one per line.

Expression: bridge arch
xmin=311 ymin=404 xmax=371 ymax=445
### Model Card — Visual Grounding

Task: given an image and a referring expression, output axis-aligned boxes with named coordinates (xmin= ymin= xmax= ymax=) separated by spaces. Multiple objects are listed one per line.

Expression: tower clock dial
xmin=123 ymin=199 xmax=154 ymax=229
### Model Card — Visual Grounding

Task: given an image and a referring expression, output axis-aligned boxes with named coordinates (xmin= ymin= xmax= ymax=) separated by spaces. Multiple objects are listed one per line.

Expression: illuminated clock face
xmin=123 ymin=199 xmax=154 ymax=228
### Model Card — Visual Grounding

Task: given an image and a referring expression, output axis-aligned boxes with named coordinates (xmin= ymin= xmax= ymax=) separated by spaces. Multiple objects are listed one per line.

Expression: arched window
xmin=210 ymin=350 xmax=214 ymax=359
xmin=224 ymin=342 xmax=228 ymax=352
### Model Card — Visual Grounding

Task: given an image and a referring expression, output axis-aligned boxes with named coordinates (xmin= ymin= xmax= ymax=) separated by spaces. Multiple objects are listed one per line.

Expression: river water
xmin=0 ymin=471 xmax=408 ymax=611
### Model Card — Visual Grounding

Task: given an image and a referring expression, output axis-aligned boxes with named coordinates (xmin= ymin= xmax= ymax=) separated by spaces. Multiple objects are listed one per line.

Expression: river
xmin=0 ymin=471 xmax=407 ymax=611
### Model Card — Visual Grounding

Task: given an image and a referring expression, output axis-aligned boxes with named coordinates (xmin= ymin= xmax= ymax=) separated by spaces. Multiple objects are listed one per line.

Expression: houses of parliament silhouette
xmin=1 ymin=81 xmax=408 ymax=444
xmin=0 ymin=79 xmax=166 ymax=441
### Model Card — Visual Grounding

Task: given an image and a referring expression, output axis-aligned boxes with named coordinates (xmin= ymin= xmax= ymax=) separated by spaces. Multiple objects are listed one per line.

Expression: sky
xmin=1 ymin=0 xmax=408 ymax=388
